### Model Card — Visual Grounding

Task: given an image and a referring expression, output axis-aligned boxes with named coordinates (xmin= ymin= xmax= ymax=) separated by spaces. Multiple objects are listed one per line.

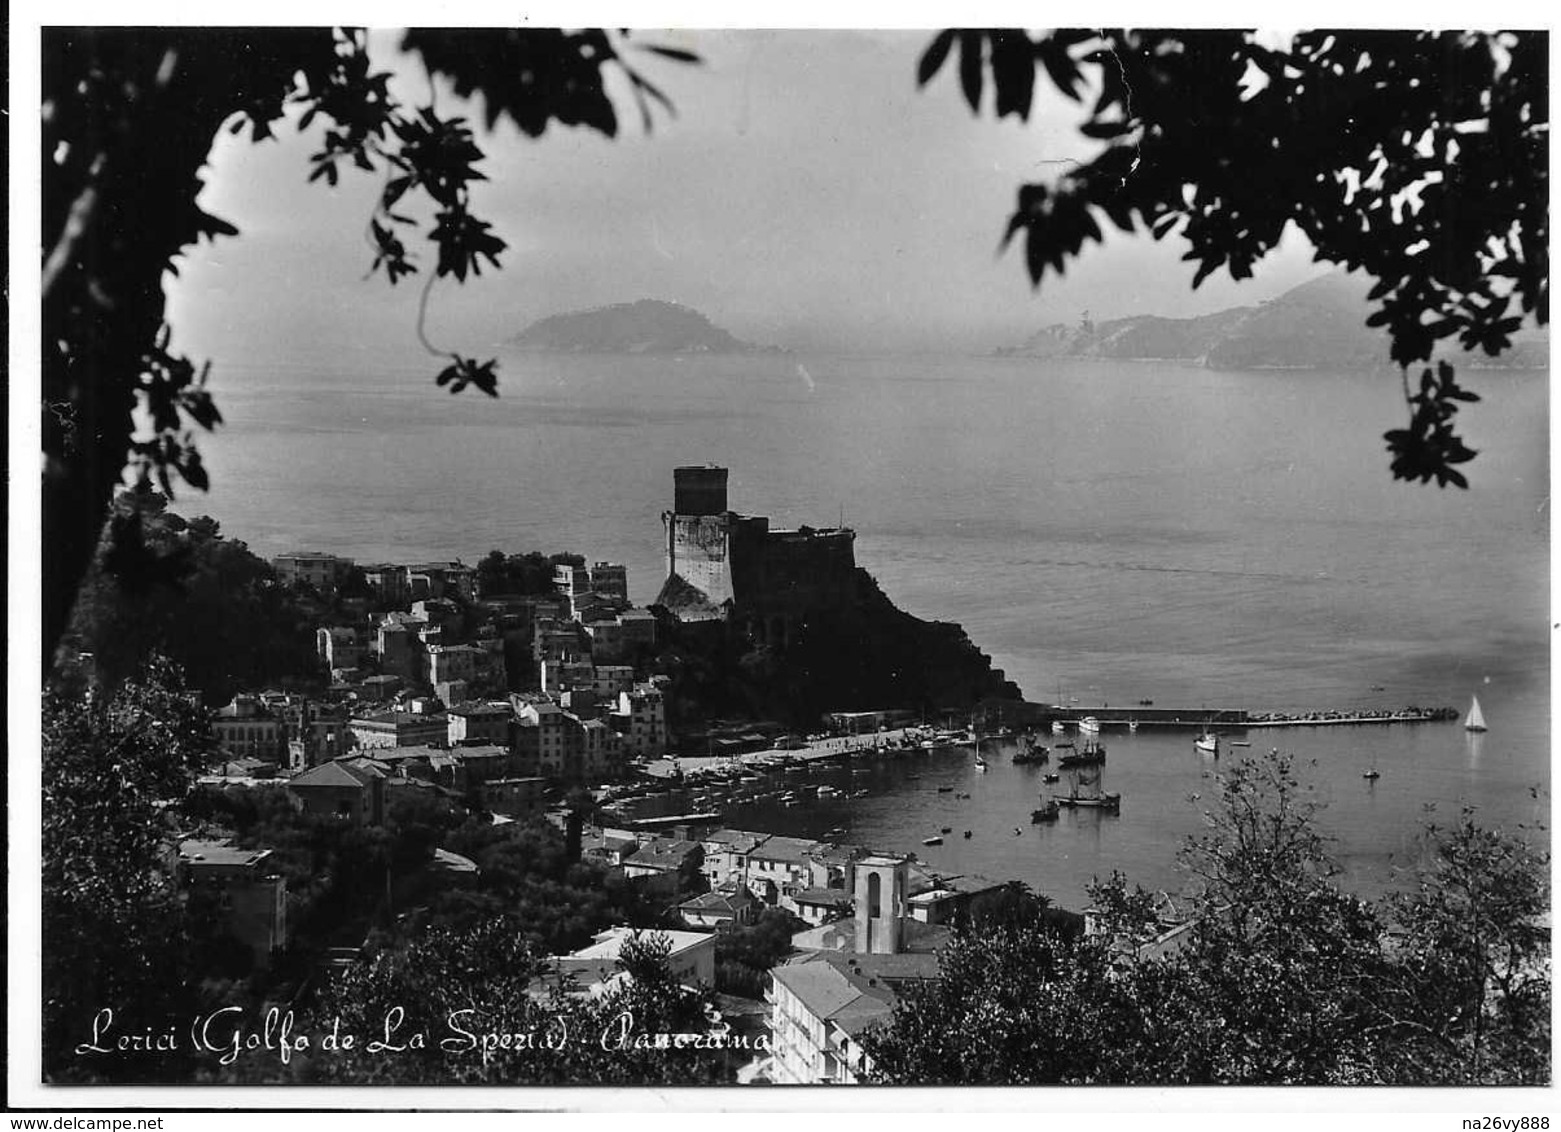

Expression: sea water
xmin=196 ymin=352 xmax=1550 ymax=908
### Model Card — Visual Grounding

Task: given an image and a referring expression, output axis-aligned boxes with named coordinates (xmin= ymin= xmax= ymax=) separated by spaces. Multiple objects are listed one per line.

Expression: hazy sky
xmin=166 ymin=29 xmax=1328 ymax=366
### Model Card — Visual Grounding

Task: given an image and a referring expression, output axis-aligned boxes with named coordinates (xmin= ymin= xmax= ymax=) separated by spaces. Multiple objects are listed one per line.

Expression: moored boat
xmin=1194 ymin=732 xmax=1220 ymax=756
xmin=1078 ymin=716 xmax=1102 ymax=735
xmin=922 ymin=836 xmax=943 ymax=846
xmin=1058 ymin=740 xmax=1105 ymax=768
xmin=1051 ymin=763 xmax=1121 ymax=812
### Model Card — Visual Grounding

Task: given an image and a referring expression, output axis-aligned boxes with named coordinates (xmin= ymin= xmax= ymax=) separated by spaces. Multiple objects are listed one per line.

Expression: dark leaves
xmin=918 ymin=30 xmax=957 ymax=86
xmin=434 ymin=355 xmax=500 ymax=397
xmin=958 ymin=31 xmax=986 ymax=112
xmin=638 ymin=44 xmax=700 ymax=64
xmin=1384 ymin=362 xmax=1480 ymax=488
xmin=430 ymin=208 xmax=506 ymax=282
xmin=918 ymin=26 xmax=1548 ymax=487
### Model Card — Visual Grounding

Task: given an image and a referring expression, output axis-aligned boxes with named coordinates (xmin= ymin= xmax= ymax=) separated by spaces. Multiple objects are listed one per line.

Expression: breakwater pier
xmin=1036 ymin=704 xmax=1457 ymax=730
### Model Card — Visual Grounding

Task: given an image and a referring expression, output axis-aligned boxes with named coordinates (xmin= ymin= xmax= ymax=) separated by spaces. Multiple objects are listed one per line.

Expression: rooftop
xmin=749 ymin=835 xmax=823 ymax=864
xmin=289 ymin=761 xmax=380 ymax=789
xmin=178 ymin=838 xmax=272 ymax=869
xmin=678 ymin=886 xmax=758 ymax=915
xmin=566 ymin=926 xmax=715 ymax=963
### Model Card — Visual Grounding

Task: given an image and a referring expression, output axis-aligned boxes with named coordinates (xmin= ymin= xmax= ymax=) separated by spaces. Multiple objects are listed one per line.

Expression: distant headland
xmin=995 ymin=271 xmax=1549 ymax=371
xmin=508 ymin=299 xmax=785 ymax=356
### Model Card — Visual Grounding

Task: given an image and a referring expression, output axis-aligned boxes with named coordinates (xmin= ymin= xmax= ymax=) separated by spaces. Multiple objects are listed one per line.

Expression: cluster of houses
xmin=209 ymin=554 xmax=671 ymax=790
xmin=182 ymin=525 xmax=1114 ymax=1084
xmin=560 ymin=819 xmax=1023 ymax=1084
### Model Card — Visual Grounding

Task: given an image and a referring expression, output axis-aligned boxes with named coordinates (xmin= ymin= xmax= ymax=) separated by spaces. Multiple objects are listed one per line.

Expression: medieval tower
xmin=655 ymin=466 xmax=858 ymax=646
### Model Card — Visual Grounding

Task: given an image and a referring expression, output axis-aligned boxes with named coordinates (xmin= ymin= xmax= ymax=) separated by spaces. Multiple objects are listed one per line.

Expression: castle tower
xmin=853 ymin=853 xmax=910 ymax=955
xmin=673 ymin=466 xmax=728 ymax=516
xmin=656 ymin=466 xmax=736 ymax=614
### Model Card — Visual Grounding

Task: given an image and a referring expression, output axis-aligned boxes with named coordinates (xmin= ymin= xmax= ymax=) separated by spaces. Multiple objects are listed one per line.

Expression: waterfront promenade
xmin=643 ymin=726 xmax=932 ymax=779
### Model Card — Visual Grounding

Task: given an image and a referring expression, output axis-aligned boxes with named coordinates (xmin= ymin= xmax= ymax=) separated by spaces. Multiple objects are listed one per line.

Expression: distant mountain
xmin=996 ymin=272 xmax=1549 ymax=370
xmin=508 ymin=299 xmax=779 ymax=355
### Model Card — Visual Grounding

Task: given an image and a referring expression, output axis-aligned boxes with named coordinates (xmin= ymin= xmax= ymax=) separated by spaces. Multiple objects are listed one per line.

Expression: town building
xmin=699 ymin=828 xmax=771 ymax=888
xmin=610 ymin=683 xmax=668 ymax=759
xmin=479 ymin=776 xmax=550 ymax=818
xmin=272 ymin=551 xmax=354 ymax=595
xmin=408 ymin=561 xmax=476 ymax=602
xmin=285 ymin=759 xmax=386 ymax=826
xmin=427 ymin=643 xmax=485 ymax=686
xmin=543 ymin=927 xmax=717 ymax=997
xmin=620 ymin=837 xmax=703 ymax=894
xmin=553 ymin=563 xmax=593 ymax=598
xmin=767 ymin=951 xmax=937 ymax=1084
xmin=678 ymin=883 xmax=761 ymax=929
xmin=447 ymin=700 xmax=513 ymax=746
xmin=316 ymin=626 xmax=366 ymax=670
xmin=791 ymin=887 xmax=854 ymax=926
xmin=349 ymin=709 xmax=450 ymax=750
xmin=588 ymin=562 xmax=629 ymax=602
xmin=513 ymin=700 xmax=571 ymax=778
xmin=177 ymin=838 xmax=289 ymax=966
xmin=745 ymin=835 xmax=824 ymax=906
xmin=361 ymin=563 xmax=411 ymax=605
xmin=211 ymin=694 xmax=286 ymax=763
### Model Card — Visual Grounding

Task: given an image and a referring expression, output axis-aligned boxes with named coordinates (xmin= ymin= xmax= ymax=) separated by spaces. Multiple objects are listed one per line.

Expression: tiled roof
xmin=749 ymin=835 xmax=822 ymax=863
xmin=288 ymin=761 xmax=377 ymax=789
xmin=679 ymin=886 xmax=757 ymax=914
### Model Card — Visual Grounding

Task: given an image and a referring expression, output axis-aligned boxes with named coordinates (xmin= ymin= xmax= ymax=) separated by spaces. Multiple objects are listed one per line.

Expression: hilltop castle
xmin=654 ymin=466 xmax=858 ymax=646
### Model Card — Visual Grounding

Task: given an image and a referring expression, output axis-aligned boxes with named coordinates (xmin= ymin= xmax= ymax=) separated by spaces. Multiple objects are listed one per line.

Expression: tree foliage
xmin=860 ymin=751 xmax=1549 ymax=1085
xmin=67 ymin=488 xmax=326 ymax=704
xmin=922 ymin=29 xmax=1548 ymax=488
xmin=41 ymin=657 xmax=217 ymax=1078
xmin=41 ymin=27 xmax=696 ymax=666
xmin=217 ymin=923 xmax=732 ymax=1085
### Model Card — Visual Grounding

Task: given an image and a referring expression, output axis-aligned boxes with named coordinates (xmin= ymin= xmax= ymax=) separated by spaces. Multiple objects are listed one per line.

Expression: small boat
xmin=937 ymin=786 xmax=954 ymax=793
xmin=974 ymin=756 xmax=988 ymax=772
xmin=956 ymin=792 xmax=971 ymax=799
xmin=1042 ymin=772 xmax=1060 ymax=783
xmin=1050 ymin=721 xmax=1066 ymax=735
xmin=1362 ymin=769 xmax=1380 ymax=780
xmin=1128 ymin=720 xmax=1139 ymax=733
xmin=1052 ymin=763 xmax=1121 ymax=812
xmin=1194 ymin=732 xmax=1220 ymax=756
xmin=1078 ymin=717 xmax=1102 ymax=735
xmin=1053 ymin=792 xmax=1122 ymax=812
xmin=1230 ymin=740 xmax=1252 ymax=748
xmin=922 ymin=836 xmax=943 ymax=846
xmin=941 ymin=826 xmax=952 ymax=834
xmin=1058 ymin=741 xmax=1105 ymax=768
xmin=1031 ymin=800 xmax=1060 ymax=823
xmin=1464 ymin=695 xmax=1488 ymax=732
xmin=1013 ymin=743 xmax=1049 ymax=765
xmin=963 ymin=830 xmax=973 ymax=839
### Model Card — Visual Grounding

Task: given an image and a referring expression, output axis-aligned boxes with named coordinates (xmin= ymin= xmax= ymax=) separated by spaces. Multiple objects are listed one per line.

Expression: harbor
xmin=592 ymin=688 xmax=1528 ymax=913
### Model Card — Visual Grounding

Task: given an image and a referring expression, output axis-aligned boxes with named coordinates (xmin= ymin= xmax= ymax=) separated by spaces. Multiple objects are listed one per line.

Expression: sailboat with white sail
xmin=1464 ymin=695 xmax=1488 ymax=732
